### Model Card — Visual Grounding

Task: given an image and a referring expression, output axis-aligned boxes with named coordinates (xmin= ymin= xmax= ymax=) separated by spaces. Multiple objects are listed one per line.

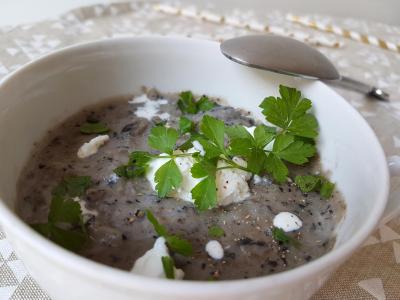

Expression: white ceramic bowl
xmin=0 ymin=37 xmax=391 ymax=300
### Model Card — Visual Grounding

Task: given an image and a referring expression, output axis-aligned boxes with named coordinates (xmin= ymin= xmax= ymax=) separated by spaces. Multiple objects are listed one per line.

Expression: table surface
xmin=0 ymin=0 xmax=399 ymax=27
xmin=0 ymin=1 xmax=399 ymax=299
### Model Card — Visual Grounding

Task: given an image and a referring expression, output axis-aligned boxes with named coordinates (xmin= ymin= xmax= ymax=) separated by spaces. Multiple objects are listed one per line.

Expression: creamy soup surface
xmin=17 ymin=88 xmax=345 ymax=280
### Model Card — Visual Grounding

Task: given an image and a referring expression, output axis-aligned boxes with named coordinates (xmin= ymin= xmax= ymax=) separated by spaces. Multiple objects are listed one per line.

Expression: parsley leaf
xmin=277 ymin=140 xmax=316 ymax=164
xmin=295 ymin=175 xmax=335 ymax=199
xmin=247 ymin=148 xmax=267 ymax=175
xmin=177 ymin=139 xmax=194 ymax=151
xmin=129 ymin=151 xmax=153 ymax=165
xmin=287 ymin=114 xmax=318 ymax=139
xmin=320 ymin=180 xmax=335 ymax=199
xmin=128 ymin=151 xmax=153 ymax=176
xmin=161 ymin=256 xmax=175 ymax=279
xmin=179 ymin=116 xmax=194 ymax=134
xmin=31 ymin=176 xmax=92 ymax=251
xmin=191 ymin=158 xmax=218 ymax=210
xmin=113 ymin=165 xmax=129 ymax=178
xmin=148 ymin=126 xmax=179 ymax=154
xmin=154 ymin=159 xmax=182 ymax=197
xmin=48 ymin=195 xmax=82 ymax=225
xmin=197 ymin=95 xmax=216 ymax=112
xmin=265 ymin=153 xmax=288 ymax=183
xmin=208 ymin=226 xmax=225 ymax=238
xmin=146 ymin=210 xmax=168 ymax=236
xmin=191 ymin=157 xmax=217 ymax=178
xmin=229 ymin=138 xmax=253 ymax=157
xmin=253 ymin=125 xmax=276 ymax=148
xmin=272 ymin=227 xmax=301 ymax=248
xmin=230 ymin=140 xmax=267 ymax=174
xmin=294 ymin=175 xmax=320 ymax=192
xmin=114 ymin=151 xmax=153 ymax=179
xmin=225 ymin=125 xmax=253 ymax=140
xmin=191 ymin=176 xmax=217 ymax=211
xmin=165 ymin=235 xmax=193 ymax=257
xmin=256 ymin=131 xmax=315 ymax=182
xmin=228 ymin=124 xmax=274 ymax=174
xmin=272 ymin=134 xmax=315 ymax=165
xmin=200 ymin=115 xmax=225 ymax=150
xmin=177 ymin=91 xmax=198 ymax=114
xmin=146 ymin=210 xmax=193 ymax=256
xmin=51 ymin=177 xmax=91 ymax=217
xmin=227 ymin=125 xmax=254 ymax=157
xmin=196 ymin=136 xmax=223 ymax=159
xmin=80 ymin=122 xmax=109 ymax=134
xmin=259 ymin=85 xmax=318 ymax=138
xmin=177 ymin=91 xmax=216 ymax=114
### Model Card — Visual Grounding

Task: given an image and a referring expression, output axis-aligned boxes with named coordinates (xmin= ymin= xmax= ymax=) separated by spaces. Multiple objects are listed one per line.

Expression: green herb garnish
xmin=149 ymin=126 xmax=184 ymax=197
xmin=113 ymin=126 xmax=187 ymax=197
xmin=259 ymin=85 xmax=318 ymax=139
xmin=116 ymin=85 xmax=327 ymax=210
xmin=161 ymin=256 xmax=175 ymax=279
xmin=179 ymin=116 xmax=194 ymax=134
xmin=320 ymin=180 xmax=335 ymax=199
xmin=208 ymin=226 xmax=225 ymax=238
xmin=80 ymin=122 xmax=109 ymax=134
xmin=197 ymin=95 xmax=216 ymax=111
xmin=295 ymin=175 xmax=335 ymax=199
xmin=148 ymin=126 xmax=179 ymax=154
xmin=191 ymin=157 xmax=218 ymax=210
xmin=228 ymin=124 xmax=275 ymax=174
xmin=177 ymin=91 xmax=216 ymax=114
xmin=154 ymin=159 xmax=183 ymax=198
xmin=272 ymin=227 xmax=301 ymax=248
xmin=114 ymin=151 xmax=153 ymax=179
xmin=146 ymin=210 xmax=193 ymax=256
xmin=31 ymin=176 xmax=91 ymax=251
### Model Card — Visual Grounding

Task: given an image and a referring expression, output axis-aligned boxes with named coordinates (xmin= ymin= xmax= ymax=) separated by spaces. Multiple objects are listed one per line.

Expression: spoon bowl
xmin=220 ymin=35 xmax=389 ymax=101
xmin=220 ymin=35 xmax=340 ymax=80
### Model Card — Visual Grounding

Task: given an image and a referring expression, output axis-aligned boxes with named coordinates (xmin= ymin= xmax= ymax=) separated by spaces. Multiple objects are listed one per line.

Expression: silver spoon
xmin=220 ymin=35 xmax=389 ymax=101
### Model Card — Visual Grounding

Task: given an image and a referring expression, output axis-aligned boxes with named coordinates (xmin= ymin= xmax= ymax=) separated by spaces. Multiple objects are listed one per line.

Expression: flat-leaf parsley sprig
xmin=115 ymin=85 xmax=334 ymax=210
xmin=114 ymin=125 xmax=195 ymax=197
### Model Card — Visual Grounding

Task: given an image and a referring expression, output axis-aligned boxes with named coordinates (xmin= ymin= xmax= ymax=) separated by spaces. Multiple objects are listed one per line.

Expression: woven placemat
xmin=0 ymin=2 xmax=399 ymax=299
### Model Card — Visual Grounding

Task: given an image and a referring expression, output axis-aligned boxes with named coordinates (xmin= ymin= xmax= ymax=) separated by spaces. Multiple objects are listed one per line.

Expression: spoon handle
xmin=334 ymin=76 xmax=390 ymax=101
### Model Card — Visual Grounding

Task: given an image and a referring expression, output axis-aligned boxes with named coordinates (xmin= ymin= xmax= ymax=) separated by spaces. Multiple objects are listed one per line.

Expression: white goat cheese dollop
xmin=128 ymin=94 xmax=170 ymax=121
xmin=77 ymin=135 xmax=109 ymax=159
xmin=273 ymin=212 xmax=303 ymax=232
xmin=205 ymin=240 xmax=224 ymax=260
xmin=215 ymin=157 xmax=251 ymax=206
xmin=131 ymin=237 xmax=184 ymax=279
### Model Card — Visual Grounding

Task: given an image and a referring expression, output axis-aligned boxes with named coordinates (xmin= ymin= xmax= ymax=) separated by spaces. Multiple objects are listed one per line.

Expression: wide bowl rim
xmin=0 ymin=36 xmax=390 ymax=295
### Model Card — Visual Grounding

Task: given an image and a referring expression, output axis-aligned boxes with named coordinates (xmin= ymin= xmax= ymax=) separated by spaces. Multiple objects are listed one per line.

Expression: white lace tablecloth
xmin=0 ymin=2 xmax=399 ymax=299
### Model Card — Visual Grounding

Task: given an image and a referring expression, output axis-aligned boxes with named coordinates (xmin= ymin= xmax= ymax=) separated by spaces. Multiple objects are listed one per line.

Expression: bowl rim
xmin=0 ymin=36 xmax=390 ymax=295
